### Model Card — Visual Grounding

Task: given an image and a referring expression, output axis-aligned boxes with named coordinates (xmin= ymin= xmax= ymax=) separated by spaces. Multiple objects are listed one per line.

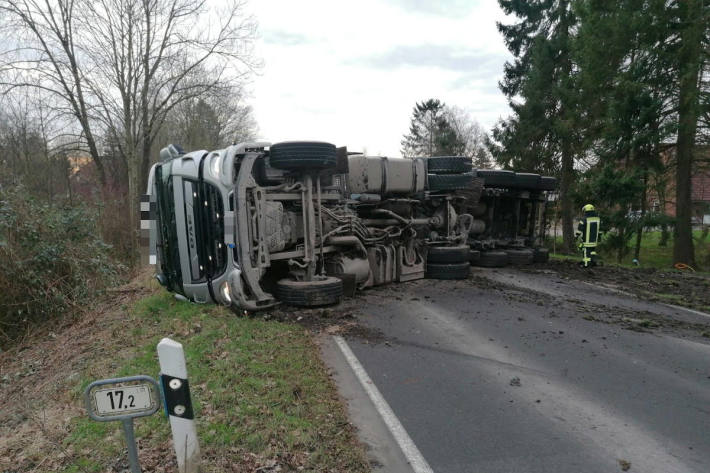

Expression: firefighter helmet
xmin=582 ymin=204 xmax=595 ymax=212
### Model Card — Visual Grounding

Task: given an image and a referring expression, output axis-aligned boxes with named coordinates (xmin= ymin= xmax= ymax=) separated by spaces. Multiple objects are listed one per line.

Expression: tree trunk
xmin=558 ymin=6 xmax=576 ymax=255
xmin=634 ymin=175 xmax=647 ymax=260
xmin=617 ymin=227 xmax=625 ymax=263
xmin=126 ymin=153 xmax=141 ymax=263
xmin=673 ymin=0 xmax=702 ymax=266
xmin=140 ymin=136 xmax=153 ymax=193
xmin=560 ymin=144 xmax=575 ymax=253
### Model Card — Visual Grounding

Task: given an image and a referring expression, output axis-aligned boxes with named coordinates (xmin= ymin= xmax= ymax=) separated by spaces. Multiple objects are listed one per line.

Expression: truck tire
xmin=469 ymin=250 xmax=481 ymax=265
xmin=427 ymin=172 xmax=475 ymax=191
xmin=533 ymin=247 xmax=550 ymax=263
xmin=506 ymin=248 xmax=534 ymax=265
xmin=427 ymin=156 xmax=473 ymax=174
xmin=476 ymin=169 xmax=516 ymax=188
xmin=269 ymin=141 xmax=337 ymax=171
xmin=537 ymin=176 xmax=558 ymax=191
xmin=275 ymin=276 xmax=343 ymax=307
xmin=428 ymin=245 xmax=470 ymax=264
xmin=426 ymin=262 xmax=470 ymax=280
xmin=513 ymin=173 xmax=541 ymax=190
xmin=477 ymin=250 xmax=509 ymax=268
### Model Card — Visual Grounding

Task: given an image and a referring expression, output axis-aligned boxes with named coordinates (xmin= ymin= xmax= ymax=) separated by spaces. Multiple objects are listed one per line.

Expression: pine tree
xmin=575 ymin=0 xmax=670 ymax=261
xmin=574 ymin=0 xmax=709 ymax=266
xmin=401 ymin=99 xmax=456 ymax=157
xmin=494 ymin=0 xmax=580 ymax=253
xmin=673 ymin=0 xmax=706 ymax=266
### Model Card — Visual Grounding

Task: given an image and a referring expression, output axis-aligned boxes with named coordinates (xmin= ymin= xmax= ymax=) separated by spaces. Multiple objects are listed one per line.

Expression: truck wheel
xmin=426 ymin=262 xmax=470 ymax=280
xmin=428 ymin=245 xmax=470 ymax=264
xmin=476 ymin=169 xmax=516 ymax=188
xmin=427 ymin=172 xmax=475 ymax=191
xmin=427 ymin=156 xmax=473 ymax=174
xmin=469 ymin=250 xmax=481 ymax=265
xmin=533 ymin=247 xmax=550 ymax=263
xmin=269 ymin=141 xmax=337 ymax=171
xmin=476 ymin=250 xmax=509 ymax=268
xmin=506 ymin=248 xmax=534 ymax=265
xmin=537 ymin=176 xmax=557 ymax=191
xmin=275 ymin=276 xmax=343 ymax=307
xmin=513 ymin=173 xmax=541 ymax=190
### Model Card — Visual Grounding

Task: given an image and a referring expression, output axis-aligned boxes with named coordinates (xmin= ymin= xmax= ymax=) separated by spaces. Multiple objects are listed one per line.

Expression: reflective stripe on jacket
xmin=580 ymin=216 xmax=600 ymax=247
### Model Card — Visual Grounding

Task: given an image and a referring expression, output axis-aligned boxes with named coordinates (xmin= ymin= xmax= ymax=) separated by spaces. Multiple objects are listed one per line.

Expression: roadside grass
xmin=59 ymin=290 xmax=370 ymax=472
xmin=549 ymin=230 xmax=710 ymax=271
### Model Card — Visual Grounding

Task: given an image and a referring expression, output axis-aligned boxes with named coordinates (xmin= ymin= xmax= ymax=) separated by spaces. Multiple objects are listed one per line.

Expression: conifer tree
xmin=401 ymin=99 xmax=456 ymax=157
xmin=494 ymin=0 xmax=580 ymax=253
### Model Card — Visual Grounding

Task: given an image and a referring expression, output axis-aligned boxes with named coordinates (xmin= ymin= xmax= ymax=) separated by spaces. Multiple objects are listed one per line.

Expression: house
xmin=650 ymin=144 xmax=710 ymax=225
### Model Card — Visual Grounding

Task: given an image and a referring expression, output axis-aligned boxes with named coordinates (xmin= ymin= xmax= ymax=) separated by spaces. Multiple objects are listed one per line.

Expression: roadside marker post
xmin=84 ymin=375 xmax=161 ymax=473
xmin=157 ymin=337 xmax=200 ymax=473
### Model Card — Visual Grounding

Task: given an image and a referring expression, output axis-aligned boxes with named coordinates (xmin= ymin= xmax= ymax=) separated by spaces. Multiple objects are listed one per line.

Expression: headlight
xmin=219 ymin=281 xmax=232 ymax=305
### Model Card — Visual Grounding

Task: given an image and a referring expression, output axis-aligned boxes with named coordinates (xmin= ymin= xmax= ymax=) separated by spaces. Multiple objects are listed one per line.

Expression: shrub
xmin=0 ymin=185 xmax=123 ymax=344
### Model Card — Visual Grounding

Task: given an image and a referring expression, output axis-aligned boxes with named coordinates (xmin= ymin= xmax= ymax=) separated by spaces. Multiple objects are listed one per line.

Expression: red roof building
xmin=651 ymin=145 xmax=710 ymax=224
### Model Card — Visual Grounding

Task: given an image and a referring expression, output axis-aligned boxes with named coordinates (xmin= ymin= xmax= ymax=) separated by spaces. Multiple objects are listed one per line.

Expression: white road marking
xmin=578 ymin=280 xmax=710 ymax=319
xmin=333 ymin=336 xmax=434 ymax=473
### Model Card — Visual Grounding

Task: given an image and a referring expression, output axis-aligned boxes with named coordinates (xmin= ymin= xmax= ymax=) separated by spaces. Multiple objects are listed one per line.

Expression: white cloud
xmin=248 ymin=0 xmax=512 ymax=156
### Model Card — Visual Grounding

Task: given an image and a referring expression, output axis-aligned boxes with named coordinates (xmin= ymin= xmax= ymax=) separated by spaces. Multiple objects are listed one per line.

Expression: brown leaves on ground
xmin=0 ymin=270 xmax=157 ymax=472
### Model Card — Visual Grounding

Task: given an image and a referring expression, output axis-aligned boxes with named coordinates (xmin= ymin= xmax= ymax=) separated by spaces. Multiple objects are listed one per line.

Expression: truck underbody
xmin=146 ymin=141 xmax=556 ymax=311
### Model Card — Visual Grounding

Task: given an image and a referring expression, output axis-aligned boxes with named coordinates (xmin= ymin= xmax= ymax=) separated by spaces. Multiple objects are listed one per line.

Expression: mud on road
xmin=528 ymin=260 xmax=710 ymax=313
xmin=273 ymin=260 xmax=710 ymax=345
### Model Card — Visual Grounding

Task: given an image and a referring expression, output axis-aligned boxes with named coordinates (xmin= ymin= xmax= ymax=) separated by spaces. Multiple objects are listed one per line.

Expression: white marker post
xmin=157 ymin=338 xmax=200 ymax=473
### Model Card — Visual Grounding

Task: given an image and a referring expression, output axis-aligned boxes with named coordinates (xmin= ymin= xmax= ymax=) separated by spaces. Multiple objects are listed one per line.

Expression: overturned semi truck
xmin=145 ymin=141 xmax=556 ymax=311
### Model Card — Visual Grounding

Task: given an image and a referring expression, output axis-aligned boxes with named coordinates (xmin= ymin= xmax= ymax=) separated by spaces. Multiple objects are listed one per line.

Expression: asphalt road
xmin=338 ymin=267 xmax=710 ymax=473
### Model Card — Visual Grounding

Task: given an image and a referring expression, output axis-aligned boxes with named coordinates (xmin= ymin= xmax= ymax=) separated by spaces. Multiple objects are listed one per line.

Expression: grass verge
xmin=549 ymin=230 xmax=709 ymax=272
xmin=1 ymin=276 xmax=370 ymax=472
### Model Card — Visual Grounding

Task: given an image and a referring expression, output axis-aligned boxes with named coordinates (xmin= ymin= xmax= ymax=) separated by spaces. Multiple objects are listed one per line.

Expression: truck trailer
xmin=145 ymin=141 xmax=555 ymax=311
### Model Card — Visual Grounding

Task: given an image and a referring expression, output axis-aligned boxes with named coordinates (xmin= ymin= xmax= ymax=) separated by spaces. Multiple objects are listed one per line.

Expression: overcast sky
xmin=248 ymin=0 xmax=512 ymax=157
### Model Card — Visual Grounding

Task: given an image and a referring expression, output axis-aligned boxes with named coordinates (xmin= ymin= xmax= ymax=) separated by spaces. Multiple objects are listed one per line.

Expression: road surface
xmin=324 ymin=266 xmax=710 ymax=473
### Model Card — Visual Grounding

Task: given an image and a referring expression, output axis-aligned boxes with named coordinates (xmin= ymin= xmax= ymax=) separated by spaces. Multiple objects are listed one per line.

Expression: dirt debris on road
xmin=526 ymin=260 xmax=710 ymax=312
xmin=263 ymin=297 xmax=385 ymax=343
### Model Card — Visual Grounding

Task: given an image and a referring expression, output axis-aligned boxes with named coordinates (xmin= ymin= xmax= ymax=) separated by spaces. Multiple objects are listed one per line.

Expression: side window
xmin=183 ymin=179 xmax=227 ymax=282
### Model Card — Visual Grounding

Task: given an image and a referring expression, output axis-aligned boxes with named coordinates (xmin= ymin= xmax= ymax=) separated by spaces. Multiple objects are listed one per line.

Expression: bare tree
xmin=161 ymin=83 xmax=257 ymax=151
xmin=444 ymin=106 xmax=492 ymax=168
xmin=0 ymin=89 xmax=72 ymax=199
xmin=0 ymin=0 xmax=259 ymax=256
xmin=0 ymin=0 xmax=108 ymax=184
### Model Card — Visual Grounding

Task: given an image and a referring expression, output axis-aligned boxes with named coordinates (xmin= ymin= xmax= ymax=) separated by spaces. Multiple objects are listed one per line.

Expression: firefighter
xmin=575 ymin=204 xmax=601 ymax=267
